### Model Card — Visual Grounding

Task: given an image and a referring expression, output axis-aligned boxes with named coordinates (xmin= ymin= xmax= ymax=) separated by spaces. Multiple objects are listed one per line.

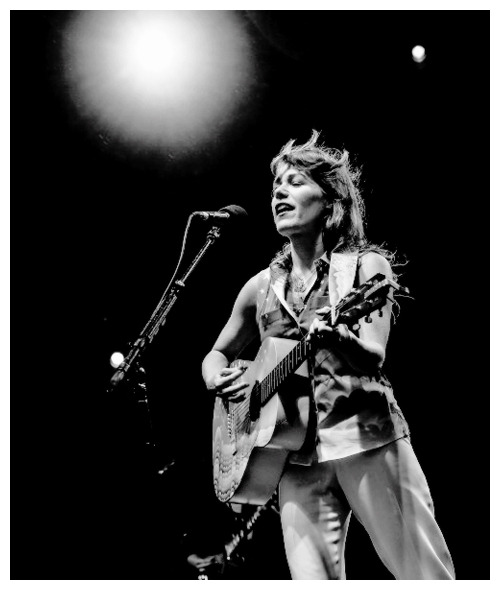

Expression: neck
xmin=289 ymin=233 xmax=326 ymax=276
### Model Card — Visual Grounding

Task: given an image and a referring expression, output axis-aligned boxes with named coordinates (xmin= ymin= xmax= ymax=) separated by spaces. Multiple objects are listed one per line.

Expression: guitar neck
xmin=257 ymin=301 xmax=345 ymax=408
xmin=256 ymin=273 xmax=405 ymax=410
xmin=258 ymin=333 xmax=313 ymax=409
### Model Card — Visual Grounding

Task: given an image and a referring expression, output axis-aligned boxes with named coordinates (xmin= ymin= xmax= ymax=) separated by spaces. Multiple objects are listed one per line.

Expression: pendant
xmin=292 ymin=296 xmax=305 ymax=315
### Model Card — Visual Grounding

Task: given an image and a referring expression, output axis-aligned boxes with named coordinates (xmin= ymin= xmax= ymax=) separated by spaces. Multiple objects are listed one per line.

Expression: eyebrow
xmin=273 ymin=170 xmax=303 ymax=187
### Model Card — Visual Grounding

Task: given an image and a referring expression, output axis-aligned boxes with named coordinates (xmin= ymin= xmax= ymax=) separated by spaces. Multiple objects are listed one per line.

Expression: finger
xmin=220 ymin=382 xmax=249 ymax=403
xmin=219 ymin=367 xmax=239 ymax=376
xmin=308 ymin=319 xmax=333 ymax=340
xmin=332 ymin=323 xmax=350 ymax=340
xmin=220 ymin=366 xmax=247 ymax=379
xmin=220 ymin=381 xmax=249 ymax=395
xmin=306 ymin=319 xmax=318 ymax=340
xmin=309 ymin=318 xmax=325 ymax=334
xmin=214 ymin=369 xmax=247 ymax=390
xmin=226 ymin=391 xmax=246 ymax=403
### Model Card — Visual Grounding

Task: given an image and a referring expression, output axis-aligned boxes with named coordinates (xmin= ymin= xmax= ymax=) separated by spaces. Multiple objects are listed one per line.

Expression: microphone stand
xmin=110 ymin=224 xmax=222 ymax=390
xmin=107 ymin=222 xmax=223 ymax=475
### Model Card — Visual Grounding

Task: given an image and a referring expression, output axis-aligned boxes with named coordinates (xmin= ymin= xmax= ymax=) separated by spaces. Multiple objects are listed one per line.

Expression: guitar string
xmin=229 ymin=279 xmax=392 ymax=433
xmin=229 ymin=290 xmax=350 ymax=432
xmin=232 ymin=340 xmax=308 ymax=433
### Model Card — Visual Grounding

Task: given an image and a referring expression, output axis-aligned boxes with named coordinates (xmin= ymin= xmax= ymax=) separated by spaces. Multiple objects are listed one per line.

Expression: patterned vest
xmin=255 ymin=251 xmax=409 ymax=462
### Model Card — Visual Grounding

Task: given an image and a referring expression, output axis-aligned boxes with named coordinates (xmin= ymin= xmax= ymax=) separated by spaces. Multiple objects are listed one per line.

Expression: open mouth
xmin=275 ymin=204 xmax=294 ymax=217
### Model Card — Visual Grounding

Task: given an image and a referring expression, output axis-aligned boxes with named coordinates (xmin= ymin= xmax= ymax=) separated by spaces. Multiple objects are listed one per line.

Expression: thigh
xmin=279 ymin=461 xmax=351 ymax=580
xmin=336 ymin=438 xmax=454 ymax=580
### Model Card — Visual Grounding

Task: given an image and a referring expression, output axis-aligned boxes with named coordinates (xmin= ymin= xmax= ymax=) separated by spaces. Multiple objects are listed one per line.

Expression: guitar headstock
xmin=335 ymin=273 xmax=409 ymax=326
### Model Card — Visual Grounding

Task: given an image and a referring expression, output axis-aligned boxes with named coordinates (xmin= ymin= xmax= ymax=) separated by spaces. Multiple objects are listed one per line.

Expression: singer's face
xmin=272 ymin=163 xmax=327 ymax=239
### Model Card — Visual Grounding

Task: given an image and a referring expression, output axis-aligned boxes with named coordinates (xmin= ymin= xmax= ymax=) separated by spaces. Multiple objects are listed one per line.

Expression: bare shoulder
xmin=358 ymin=251 xmax=393 ymax=282
xmin=234 ymin=269 xmax=270 ymax=309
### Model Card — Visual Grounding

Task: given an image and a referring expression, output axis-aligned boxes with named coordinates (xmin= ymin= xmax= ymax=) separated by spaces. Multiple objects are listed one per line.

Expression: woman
xmin=202 ymin=131 xmax=455 ymax=580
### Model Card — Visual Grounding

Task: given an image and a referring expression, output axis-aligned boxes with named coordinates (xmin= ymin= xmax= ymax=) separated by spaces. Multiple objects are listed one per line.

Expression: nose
xmin=273 ymin=184 xmax=288 ymax=200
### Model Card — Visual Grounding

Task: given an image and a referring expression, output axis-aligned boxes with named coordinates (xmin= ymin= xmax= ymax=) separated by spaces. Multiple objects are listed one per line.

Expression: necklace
xmin=290 ymin=268 xmax=317 ymax=294
xmin=288 ymin=268 xmax=317 ymax=315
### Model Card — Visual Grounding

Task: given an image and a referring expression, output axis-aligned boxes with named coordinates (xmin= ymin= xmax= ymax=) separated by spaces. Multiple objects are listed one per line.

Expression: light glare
xmin=110 ymin=352 xmax=125 ymax=368
xmin=63 ymin=11 xmax=255 ymax=152
xmin=412 ymin=45 xmax=426 ymax=63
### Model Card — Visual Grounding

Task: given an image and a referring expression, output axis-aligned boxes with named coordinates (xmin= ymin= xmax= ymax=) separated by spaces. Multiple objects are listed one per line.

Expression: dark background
xmin=11 ymin=10 xmax=489 ymax=579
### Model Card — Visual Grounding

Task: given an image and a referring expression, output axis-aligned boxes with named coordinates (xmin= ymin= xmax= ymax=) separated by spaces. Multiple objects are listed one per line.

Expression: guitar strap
xmin=255 ymin=268 xmax=272 ymax=322
xmin=328 ymin=251 xmax=359 ymax=316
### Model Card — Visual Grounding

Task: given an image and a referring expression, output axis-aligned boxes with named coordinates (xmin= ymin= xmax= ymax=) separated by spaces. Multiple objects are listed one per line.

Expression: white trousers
xmin=279 ymin=437 xmax=455 ymax=580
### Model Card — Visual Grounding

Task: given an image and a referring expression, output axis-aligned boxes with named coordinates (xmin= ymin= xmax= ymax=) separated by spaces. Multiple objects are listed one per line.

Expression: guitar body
xmin=213 ymin=336 xmax=311 ymax=505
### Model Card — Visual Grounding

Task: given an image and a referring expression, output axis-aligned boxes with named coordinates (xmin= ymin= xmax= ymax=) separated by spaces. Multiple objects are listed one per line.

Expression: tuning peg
xmin=365 ymin=315 xmax=372 ymax=323
xmin=352 ymin=323 xmax=360 ymax=332
xmin=378 ymin=309 xmax=383 ymax=317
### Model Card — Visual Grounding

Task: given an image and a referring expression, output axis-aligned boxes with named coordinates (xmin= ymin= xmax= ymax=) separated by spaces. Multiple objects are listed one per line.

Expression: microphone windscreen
xmin=220 ymin=204 xmax=248 ymax=219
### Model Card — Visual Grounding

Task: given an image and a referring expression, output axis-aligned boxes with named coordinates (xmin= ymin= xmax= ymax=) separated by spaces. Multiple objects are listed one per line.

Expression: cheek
xmin=305 ymin=199 xmax=329 ymax=218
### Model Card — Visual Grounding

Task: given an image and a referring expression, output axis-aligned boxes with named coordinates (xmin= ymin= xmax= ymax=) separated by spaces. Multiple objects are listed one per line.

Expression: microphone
xmin=192 ymin=204 xmax=248 ymax=222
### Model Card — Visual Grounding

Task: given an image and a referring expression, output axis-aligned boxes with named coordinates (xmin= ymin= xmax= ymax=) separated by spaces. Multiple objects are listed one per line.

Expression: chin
xmin=275 ymin=227 xmax=292 ymax=239
xmin=275 ymin=220 xmax=295 ymax=236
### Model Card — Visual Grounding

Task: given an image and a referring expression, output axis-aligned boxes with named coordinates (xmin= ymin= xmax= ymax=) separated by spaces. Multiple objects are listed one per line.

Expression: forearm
xmin=202 ymin=350 xmax=230 ymax=390
xmin=330 ymin=326 xmax=386 ymax=375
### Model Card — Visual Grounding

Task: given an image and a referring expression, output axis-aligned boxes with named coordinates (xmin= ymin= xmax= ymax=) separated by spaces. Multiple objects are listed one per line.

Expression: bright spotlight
xmin=412 ymin=45 xmax=426 ymax=63
xmin=121 ymin=16 xmax=202 ymax=96
xmin=62 ymin=11 xmax=256 ymax=152
xmin=110 ymin=351 xmax=125 ymax=368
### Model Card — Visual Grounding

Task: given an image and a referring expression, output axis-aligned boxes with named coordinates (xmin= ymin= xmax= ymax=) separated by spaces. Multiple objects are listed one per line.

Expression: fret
xmin=298 ymin=341 xmax=304 ymax=363
xmin=259 ymin=336 xmax=311 ymax=406
xmin=259 ymin=276 xmax=392 ymax=405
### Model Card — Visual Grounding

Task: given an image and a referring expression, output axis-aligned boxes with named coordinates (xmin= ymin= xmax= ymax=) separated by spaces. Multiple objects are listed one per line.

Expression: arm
xmin=202 ymin=274 xmax=260 ymax=398
xmin=310 ymin=252 xmax=393 ymax=374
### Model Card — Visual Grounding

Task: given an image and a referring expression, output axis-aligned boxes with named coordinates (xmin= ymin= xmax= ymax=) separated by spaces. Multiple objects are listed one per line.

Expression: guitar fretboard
xmin=256 ymin=275 xmax=392 ymax=407
xmin=258 ymin=337 xmax=312 ymax=407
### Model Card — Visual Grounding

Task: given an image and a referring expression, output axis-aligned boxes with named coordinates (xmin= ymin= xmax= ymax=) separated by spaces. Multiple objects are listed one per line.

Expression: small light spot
xmin=110 ymin=351 xmax=124 ymax=368
xmin=412 ymin=45 xmax=426 ymax=63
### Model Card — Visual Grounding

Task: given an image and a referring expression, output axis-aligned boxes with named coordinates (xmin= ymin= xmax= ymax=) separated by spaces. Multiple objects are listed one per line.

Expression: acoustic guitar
xmin=212 ymin=273 xmax=409 ymax=504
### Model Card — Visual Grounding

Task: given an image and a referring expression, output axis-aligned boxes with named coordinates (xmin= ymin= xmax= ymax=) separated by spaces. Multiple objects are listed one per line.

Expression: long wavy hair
xmin=269 ymin=130 xmax=398 ymax=274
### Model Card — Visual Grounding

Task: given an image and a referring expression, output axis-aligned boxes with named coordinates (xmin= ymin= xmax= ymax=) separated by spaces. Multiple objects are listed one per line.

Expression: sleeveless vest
xmin=255 ymin=252 xmax=409 ymax=462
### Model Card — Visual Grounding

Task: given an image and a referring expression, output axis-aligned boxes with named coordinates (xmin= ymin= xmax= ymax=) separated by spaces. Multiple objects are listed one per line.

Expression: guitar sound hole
xmin=249 ymin=381 xmax=261 ymax=422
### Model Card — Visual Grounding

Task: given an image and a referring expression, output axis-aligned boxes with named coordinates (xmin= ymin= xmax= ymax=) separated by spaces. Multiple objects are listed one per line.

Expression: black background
xmin=11 ymin=10 xmax=489 ymax=579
